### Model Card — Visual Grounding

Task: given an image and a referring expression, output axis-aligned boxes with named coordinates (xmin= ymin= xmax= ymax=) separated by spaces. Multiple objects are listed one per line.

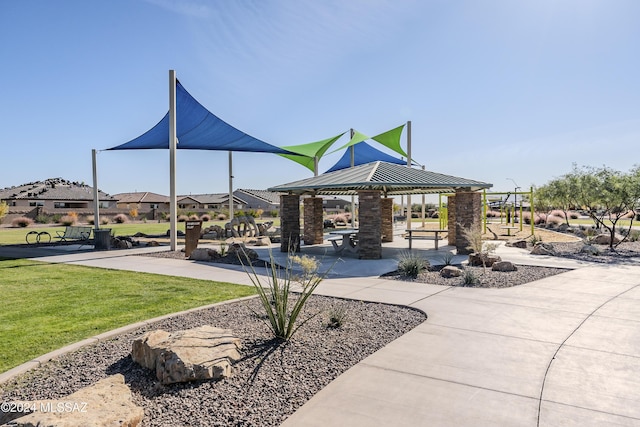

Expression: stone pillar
xmin=447 ymin=195 xmax=456 ymax=246
xmin=280 ymin=195 xmax=301 ymax=253
xmin=453 ymin=191 xmax=481 ymax=255
xmin=303 ymin=197 xmax=324 ymax=245
xmin=357 ymin=190 xmax=382 ymax=259
xmin=381 ymin=197 xmax=394 ymax=242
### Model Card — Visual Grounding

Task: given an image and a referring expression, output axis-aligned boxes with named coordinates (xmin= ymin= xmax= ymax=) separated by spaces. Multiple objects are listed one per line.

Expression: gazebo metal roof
xmin=268 ymin=161 xmax=493 ymax=196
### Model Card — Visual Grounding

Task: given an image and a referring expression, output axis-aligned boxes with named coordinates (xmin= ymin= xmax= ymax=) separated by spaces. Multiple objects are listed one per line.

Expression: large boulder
xmin=506 ymin=239 xmax=528 ymax=249
xmin=5 ymin=374 xmax=144 ymax=427
xmin=531 ymin=242 xmax=556 ymax=256
xmin=592 ymin=233 xmax=623 ymax=245
xmin=580 ymin=244 xmax=600 ymax=255
xmin=440 ymin=265 xmax=463 ymax=278
xmin=132 ymin=325 xmax=242 ymax=384
xmin=492 ymin=261 xmax=518 ymax=272
xmin=468 ymin=253 xmax=501 ymax=267
xmin=188 ymin=247 xmax=218 ymax=261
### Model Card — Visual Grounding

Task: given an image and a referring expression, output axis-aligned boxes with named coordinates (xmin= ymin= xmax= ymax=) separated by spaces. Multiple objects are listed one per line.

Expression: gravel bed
xmin=383 ymin=264 xmax=570 ymax=288
xmin=0 ymin=296 xmax=425 ymax=427
xmin=549 ymin=240 xmax=640 ymax=265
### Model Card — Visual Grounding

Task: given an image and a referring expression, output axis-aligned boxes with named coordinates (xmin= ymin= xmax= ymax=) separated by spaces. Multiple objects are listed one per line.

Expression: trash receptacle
xmin=185 ymin=221 xmax=202 ymax=257
xmin=94 ymin=229 xmax=111 ymax=250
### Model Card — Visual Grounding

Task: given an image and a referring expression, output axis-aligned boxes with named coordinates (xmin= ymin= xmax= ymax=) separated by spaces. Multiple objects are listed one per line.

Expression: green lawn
xmin=0 ymin=218 xmax=281 ymax=246
xmin=0 ymin=258 xmax=256 ymax=373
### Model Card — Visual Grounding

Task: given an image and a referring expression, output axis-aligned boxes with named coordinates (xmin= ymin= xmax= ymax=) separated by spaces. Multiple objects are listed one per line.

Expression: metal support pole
xmin=91 ymin=149 xmax=100 ymax=231
xmin=169 ymin=70 xmax=177 ymax=251
xmin=228 ymin=151 xmax=234 ymax=221
xmin=406 ymin=120 xmax=412 ymax=230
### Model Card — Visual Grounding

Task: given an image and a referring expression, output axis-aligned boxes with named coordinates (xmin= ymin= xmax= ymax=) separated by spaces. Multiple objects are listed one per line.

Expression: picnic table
xmin=327 ymin=229 xmax=359 ymax=254
xmin=405 ymin=229 xmax=448 ymax=250
xmin=500 ymin=226 xmax=519 ymax=236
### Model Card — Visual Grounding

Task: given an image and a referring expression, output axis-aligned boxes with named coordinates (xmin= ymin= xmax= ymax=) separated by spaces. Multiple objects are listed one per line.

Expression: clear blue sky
xmin=2 ymin=0 xmax=639 ymax=198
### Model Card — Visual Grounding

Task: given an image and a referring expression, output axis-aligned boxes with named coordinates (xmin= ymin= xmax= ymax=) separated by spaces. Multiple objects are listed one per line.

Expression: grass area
xmin=0 ymin=218 xmax=281 ymax=246
xmin=0 ymin=258 xmax=256 ymax=373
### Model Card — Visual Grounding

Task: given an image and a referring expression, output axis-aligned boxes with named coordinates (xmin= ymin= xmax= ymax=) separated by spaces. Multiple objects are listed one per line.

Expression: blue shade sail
xmin=108 ymin=81 xmax=291 ymax=154
xmin=325 ymin=142 xmax=407 ymax=173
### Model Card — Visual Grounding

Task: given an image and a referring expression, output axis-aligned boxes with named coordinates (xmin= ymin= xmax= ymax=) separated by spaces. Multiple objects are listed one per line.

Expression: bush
xmin=569 ymin=211 xmax=580 ymax=220
xmin=0 ymin=201 xmax=8 ymax=223
xmin=188 ymin=214 xmax=199 ymax=221
xmin=439 ymin=252 xmax=455 ymax=266
xmin=240 ymin=250 xmax=331 ymax=340
xmin=86 ymin=215 xmax=95 ymax=225
xmin=270 ymin=210 xmax=279 ymax=218
xmin=217 ymin=213 xmax=227 ymax=221
xmin=113 ymin=213 xmax=128 ymax=224
xmin=200 ymin=214 xmax=212 ymax=222
xmin=327 ymin=303 xmax=348 ymax=329
xmin=100 ymin=217 xmax=110 ymax=225
xmin=59 ymin=215 xmax=77 ymax=226
xmin=397 ymin=251 xmax=429 ymax=278
xmin=486 ymin=210 xmax=501 ymax=218
xmin=549 ymin=210 xmax=566 ymax=219
xmin=177 ymin=214 xmax=189 ymax=222
xmin=546 ymin=215 xmax=564 ymax=225
xmin=462 ymin=269 xmax=480 ymax=286
xmin=12 ymin=216 xmax=34 ymax=228
xmin=35 ymin=214 xmax=52 ymax=224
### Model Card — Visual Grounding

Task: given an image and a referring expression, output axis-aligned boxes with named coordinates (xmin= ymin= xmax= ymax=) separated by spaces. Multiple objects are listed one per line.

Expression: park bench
xmin=55 ymin=226 xmax=93 ymax=244
xmin=405 ymin=229 xmax=448 ymax=250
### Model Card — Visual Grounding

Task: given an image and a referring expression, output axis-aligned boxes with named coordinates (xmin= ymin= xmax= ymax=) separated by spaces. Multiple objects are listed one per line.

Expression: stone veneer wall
xmin=303 ymin=197 xmax=324 ymax=245
xmin=280 ymin=195 xmax=301 ymax=252
xmin=452 ymin=191 xmax=481 ymax=255
xmin=381 ymin=197 xmax=394 ymax=242
xmin=357 ymin=190 xmax=382 ymax=259
xmin=447 ymin=195 xmax=456 ymax=246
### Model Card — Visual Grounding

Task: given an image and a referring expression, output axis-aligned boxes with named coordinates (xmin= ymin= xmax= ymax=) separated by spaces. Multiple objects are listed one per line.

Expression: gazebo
xmin=269 ymin=161 xmax=493 ymax=259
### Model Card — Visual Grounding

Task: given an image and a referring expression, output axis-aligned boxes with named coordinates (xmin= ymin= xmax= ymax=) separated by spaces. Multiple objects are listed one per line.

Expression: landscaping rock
xmin=592 ymin=233 xmax=623 ymax=245
xmin=253 ymin=236 xmax=271 ymax=246
xmin=7 ymin=374 xmax=144 ymax=427
xmin=131 ymin=325 xmax=242 ymax=384
xmin=492 ymin=261 xmax=517 ymax=272
xmin=468 ymin=253 xmax=501 ymax=267
xmin=531 ymin=242 xmax=556 ymax=256
xmin=580 ymin=244 xmax=600 ymax=255
xmin=440 ymin=265 xmax=463 ymax=278
xmin=146 ymin=240 xmax=160 ymax=247
xmin=506 ymin=239 xmax=528 ymax=249
xmin=188 ymin=247 xmax=214 ymax=261
xmin=227 ymin=242 xmax=258 ymax=260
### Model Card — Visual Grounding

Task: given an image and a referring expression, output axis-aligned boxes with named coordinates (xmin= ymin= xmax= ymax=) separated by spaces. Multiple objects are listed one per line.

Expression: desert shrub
xmin=35 ymin=214 xmax=53 ymax=224
xmin=334 ymin=214 xmax=348 ymax=225
xmin=270 ymin=210 xmax=278 ymax=218
xmin=188 ymin=214 xmax=199 ymax=221
xmin=66 ymin=211 xmax=79 ymax=222
xmin=0 ymin=201 xmax=8 ymax=223
xmin=200 ymin=214 xmax=212 ymax=222
xmin=529 ymin=234 xmax=543 ymax=245
xmin=627 ymin=230 xmax=640 ymax=242
xmin=51 ymin=214 xmax=62 ymax=224
xmin=241 ymin=249 xmax=332 ymax=340
xmin=59 ymin=215 xmax=77 ymax=226
xmin=486 ymin=210 xmax=501 ymax=218
xmin=326 ymin=303 xmax=349 ymax=329
xmin=177 ymin=214 xmax=189 ymax=222
xmin=397 ymin=251 xmax=429 ymax=278
xmin=12 ymin=216 xmax=34 ymax=227
xmin=546 ymin=215 xmax=564 ymax=225
xmin=439 ymin=251 xmax=455 ymax=266
xmin=621 ymin=210 xmax=636 ymax=219
xmin=113 ymin=213 xmax=128 ymax=224
xmin=235 ymin=210 xmax=245 ymax=217
xmin=569 ymin=211 xmax=580 ymax=220
xmin=86 ymin=215 xmax=95 ymax=225
xmin=128 ymin=206 xmax=139 ymax=220
xmin=538 ymin=213 xmax=547 ymax=223
xmin=549 ymin=210 xmax=566 ymax=219
xmin=100 ymin=217 xmax=110 ymax=225
xmin=217 ymin=213 xmax=227 ymax=221
xmin=462 ymin=269 xmax=480 ymax=286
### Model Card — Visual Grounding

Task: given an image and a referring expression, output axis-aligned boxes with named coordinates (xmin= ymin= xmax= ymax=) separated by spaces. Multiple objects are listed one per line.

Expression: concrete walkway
xmin=1 ymin=242 xmax=639 ymax=426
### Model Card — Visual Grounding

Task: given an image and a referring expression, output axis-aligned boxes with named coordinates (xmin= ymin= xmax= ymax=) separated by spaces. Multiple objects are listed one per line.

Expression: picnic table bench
xmin=405 ymin=229 xmax=448 ymax=250
xmin=328 ymin=229 xmax=359 ymax=254
xmin=55 ymin=226 xmax=93 ymax=244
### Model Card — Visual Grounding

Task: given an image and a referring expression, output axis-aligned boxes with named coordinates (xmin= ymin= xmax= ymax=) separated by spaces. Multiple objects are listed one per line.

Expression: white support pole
xmin=314 ymin=156 xmax=319 ymax=177
xmin=350 ymin=128 xmax=356 ymax=228
xmin=228 ymin=151 xmax=234 ymax=221
xmin=421 ymin=164 xmax=426 ymax=229
xmin=406 ymin=120 xmax=412 ymax=230
xmin=169 ymin=70 xmax=177 ymax=251
xmin=91 ymin=149 xmax=100 ymax=231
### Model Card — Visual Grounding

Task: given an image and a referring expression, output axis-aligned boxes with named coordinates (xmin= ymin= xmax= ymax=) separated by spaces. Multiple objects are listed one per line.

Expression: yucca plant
xmin=397 ymin=251 xmax=429 ymax=278
xmin=239 ymin=249 xmax=332 ymax=340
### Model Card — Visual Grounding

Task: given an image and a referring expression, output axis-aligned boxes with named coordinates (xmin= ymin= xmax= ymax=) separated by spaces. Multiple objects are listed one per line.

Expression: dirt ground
xmin=417 ymin=221 xmax=581 ymax=243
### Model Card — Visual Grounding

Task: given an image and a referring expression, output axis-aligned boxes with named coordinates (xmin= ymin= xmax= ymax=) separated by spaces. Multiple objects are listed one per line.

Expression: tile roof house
xmin=113 ymin=192 xmax=170 ymax=211
xmin=0 ymin=178 xmax=115 ymax=212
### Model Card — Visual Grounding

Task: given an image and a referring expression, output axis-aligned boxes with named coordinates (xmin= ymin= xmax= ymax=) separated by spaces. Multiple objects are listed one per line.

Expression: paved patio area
xmin=0 ymin=237 xmax=638 ymax=426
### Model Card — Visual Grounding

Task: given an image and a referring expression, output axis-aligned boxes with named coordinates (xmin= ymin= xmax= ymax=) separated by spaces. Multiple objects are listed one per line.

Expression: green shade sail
xmin=371 ymin=124 xmax=407 ymax=158
xmin=280 ymin=132 xmax=346 ymax=172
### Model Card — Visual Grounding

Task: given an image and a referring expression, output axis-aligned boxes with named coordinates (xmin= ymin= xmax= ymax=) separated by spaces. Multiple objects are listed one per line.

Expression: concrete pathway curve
xmin=1 ymin=244 xmax=639 ymax=426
